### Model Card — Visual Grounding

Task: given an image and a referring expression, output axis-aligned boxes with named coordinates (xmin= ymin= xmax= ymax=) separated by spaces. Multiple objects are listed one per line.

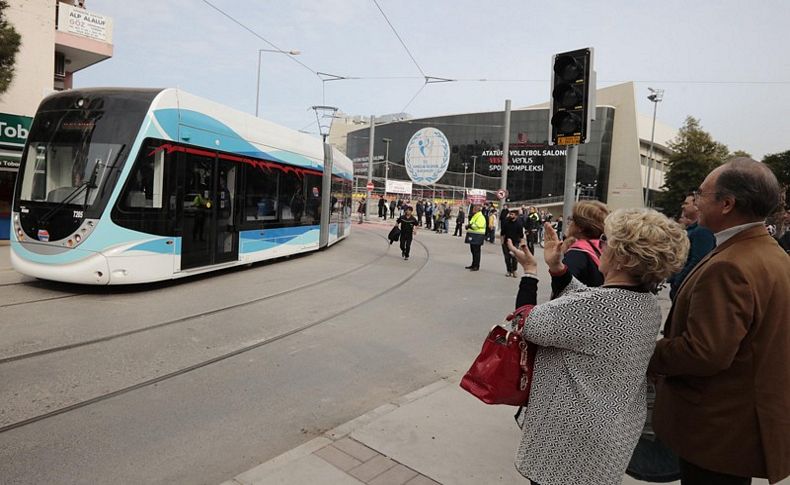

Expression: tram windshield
xmin=17 ymin=110 xmax=124 ymax=210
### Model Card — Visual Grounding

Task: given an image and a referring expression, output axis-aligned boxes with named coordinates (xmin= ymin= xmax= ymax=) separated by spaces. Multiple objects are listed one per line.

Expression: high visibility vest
xmin=468 ymin=212 xmax=486 ymax=234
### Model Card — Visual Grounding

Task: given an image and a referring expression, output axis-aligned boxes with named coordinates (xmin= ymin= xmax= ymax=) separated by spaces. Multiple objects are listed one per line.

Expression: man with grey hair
xmin=649 ymin=158 xmax=790 ymax=484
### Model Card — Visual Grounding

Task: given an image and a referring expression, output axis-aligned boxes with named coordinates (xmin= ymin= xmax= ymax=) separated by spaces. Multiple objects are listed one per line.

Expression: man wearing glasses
xmin=649 ymin=158 xmax=790 ymax=485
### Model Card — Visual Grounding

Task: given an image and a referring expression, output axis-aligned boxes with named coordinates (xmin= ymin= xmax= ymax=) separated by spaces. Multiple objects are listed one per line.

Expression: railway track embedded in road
xmin=0 ymin=229 xmax=429 ymax=434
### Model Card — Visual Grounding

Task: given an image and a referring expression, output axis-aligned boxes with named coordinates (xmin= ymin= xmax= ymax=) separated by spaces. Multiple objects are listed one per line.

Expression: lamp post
xmin=382 ymin=137 xmax=392 ymax=194
xmin=256 ymin=48 xmax=300 ymax=117
xmin=644 ymin=87 xmax=664 ymax=206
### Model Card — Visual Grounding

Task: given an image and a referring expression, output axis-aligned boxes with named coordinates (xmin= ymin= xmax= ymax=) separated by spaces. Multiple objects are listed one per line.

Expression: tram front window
xmin=18 ymin=111 xmax=123 ymax=211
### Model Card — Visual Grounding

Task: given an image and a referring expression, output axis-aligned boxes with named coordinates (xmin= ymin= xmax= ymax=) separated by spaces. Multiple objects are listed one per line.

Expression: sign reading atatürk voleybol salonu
xmin=404 ymin=128 xmax=450 ymax=184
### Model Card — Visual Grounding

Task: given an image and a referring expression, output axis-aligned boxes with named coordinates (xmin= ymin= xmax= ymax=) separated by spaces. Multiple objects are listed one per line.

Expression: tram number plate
xmin=73 ymin=210 xmax=84 ymax=218
xmin=557 ymin=135 xmax=581 ymax=145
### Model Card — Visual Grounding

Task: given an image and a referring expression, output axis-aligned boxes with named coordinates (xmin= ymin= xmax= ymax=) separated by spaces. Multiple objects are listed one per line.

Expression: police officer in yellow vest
xmin=465 ymin=204 xmax=487 ymax=271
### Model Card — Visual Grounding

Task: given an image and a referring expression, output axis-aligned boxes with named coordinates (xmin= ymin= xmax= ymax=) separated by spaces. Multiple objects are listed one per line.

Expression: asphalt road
xmin=0 ymin=225 xmax=553 ymax=484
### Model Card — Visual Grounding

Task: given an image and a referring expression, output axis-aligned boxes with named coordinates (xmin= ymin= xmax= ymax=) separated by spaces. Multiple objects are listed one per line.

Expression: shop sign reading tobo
xmin=0 ymin=113 xmax=33 ymax=147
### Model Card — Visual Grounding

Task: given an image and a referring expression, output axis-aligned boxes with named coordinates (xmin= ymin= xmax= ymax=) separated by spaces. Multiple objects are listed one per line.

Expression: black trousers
xmin=679 ymin=459 xmax=751 ymax=485
xmin=453 ymin=222 xmax=462 ymax=236
xmin=399 ymin=236 xmax=413 ymax=257
xmin=470 ymin=243 xmax=481 ymax=268
xmin=501 ymin=243 xmax=517 ymax=272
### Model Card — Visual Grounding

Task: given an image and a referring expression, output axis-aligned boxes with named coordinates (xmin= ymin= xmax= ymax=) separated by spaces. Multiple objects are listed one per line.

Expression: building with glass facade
xmin=343 ymin=82 xmax=675 ymax=212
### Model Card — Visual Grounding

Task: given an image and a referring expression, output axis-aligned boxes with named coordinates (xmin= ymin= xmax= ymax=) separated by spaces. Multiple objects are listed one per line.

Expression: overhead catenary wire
xmin=371 ymin=0 xmax=426 ymax=78
xmin=201 ymin=0 xmax=317 ymax=76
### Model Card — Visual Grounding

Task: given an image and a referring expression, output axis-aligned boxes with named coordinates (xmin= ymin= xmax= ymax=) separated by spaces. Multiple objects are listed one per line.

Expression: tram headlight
xmin=66 ymin=239 xmax=74 ymax=247
xmin=74 ymin=234 xmax=82 ymax=242
xmin=13 ymin=213 xmax=19 ymax=223
xmin=16 ymin=228 xmax=24 ymax=240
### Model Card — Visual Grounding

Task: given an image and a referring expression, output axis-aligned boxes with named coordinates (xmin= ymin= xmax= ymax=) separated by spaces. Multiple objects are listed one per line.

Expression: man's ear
xmin=720 ymin=194 xmax=737 ymax=215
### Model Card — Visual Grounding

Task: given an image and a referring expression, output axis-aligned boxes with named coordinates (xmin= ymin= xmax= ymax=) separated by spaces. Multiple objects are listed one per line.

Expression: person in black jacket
xmin=396 ymin=206 xmax=418 ymax=260
xmin=500 ymin=208 xmax=524 ymax=277
xmin=454 ymin=207 xmax=465 ymax=237
xmin=667 ymin=192 xmax=716 ymax=299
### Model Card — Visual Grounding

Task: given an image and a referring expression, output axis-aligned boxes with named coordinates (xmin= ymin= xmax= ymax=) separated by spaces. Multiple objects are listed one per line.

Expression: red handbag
xmin=460 ymin=304 xmax=537 ymax=406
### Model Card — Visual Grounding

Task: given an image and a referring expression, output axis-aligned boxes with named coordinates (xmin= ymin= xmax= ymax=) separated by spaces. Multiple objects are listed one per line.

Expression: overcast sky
xmin=76 ymin=0 xmax=790 ymax=160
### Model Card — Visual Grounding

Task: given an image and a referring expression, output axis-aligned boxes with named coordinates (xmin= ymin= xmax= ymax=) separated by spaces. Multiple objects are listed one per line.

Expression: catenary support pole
xmin=366 ymin=115 xmax=375 ymax=219
xmin=500 ymin=99 xmax=511 ymax=200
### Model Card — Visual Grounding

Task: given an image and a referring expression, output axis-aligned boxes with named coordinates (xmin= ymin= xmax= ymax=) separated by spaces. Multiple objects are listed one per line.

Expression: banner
xmin=57 ymin=3 xmax=113 ymax=43
xmin=385 ymin=179 xmax=413 ymax=195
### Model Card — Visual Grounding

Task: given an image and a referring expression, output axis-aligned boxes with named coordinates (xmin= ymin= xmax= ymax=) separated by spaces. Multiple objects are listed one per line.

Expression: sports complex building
xmin=340 ymin=82 xmax=676 ymax=212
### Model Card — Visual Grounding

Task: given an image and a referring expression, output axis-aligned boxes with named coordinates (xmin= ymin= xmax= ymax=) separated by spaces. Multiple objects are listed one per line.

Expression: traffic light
xmin=549 ymin=48 xmax=594 ymax=146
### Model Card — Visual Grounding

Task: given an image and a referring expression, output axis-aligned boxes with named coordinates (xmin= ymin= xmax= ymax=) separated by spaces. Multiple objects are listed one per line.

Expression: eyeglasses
xmin=692 ymin=190 xmax=722 ymax=200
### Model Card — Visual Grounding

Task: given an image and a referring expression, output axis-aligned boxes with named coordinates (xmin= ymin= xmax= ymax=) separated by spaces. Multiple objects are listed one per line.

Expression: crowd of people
xmin=361 ymin=157 xmax=790 ymax=485
xmin=505 ymin=158 xmax=789 ymax=485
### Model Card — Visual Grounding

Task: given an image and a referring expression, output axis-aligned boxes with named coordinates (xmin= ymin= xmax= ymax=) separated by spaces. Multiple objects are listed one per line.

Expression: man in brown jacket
xmin=649 ymin=158 xmax=790 ymax=484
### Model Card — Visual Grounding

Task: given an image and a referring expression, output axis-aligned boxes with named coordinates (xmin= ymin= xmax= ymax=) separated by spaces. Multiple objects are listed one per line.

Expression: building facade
xmin=0 ymin=0 xmax=113 ymax=239
xmin=344 ymin=82 xmax=675 ymax=212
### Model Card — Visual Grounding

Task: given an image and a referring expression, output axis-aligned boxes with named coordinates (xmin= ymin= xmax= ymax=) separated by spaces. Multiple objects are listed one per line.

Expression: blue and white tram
xmin=10 ymin=88 xmax=353 ymax=284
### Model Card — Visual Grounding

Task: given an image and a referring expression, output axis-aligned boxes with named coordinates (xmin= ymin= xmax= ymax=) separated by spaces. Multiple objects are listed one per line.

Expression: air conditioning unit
xmin=55 ymin=52 xmax=66 ymax=78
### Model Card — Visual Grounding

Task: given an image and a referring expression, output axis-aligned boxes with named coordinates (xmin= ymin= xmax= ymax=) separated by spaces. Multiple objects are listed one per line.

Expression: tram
xmin=10 ymin=88 xmax=353 ymax=284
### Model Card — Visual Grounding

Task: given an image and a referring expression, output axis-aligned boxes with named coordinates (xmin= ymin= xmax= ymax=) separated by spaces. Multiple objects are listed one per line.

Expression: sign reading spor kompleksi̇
xmin=404 ymin=128 xmax=450 ymax=184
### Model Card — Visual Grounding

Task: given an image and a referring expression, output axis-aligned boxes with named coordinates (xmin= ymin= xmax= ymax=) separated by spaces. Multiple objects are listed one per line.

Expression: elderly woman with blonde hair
xmin=505 ymin=208 xmax=689 ymax=485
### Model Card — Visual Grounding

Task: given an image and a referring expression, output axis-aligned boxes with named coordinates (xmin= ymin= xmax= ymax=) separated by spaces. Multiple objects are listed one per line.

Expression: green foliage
xmin=762 ymin=150 xmax=790 ymax=210
xmin=0 ymin=0 xmax=21 ymax=95
xmin=730 ymin=149 xmax=752 ymax=158
xmin=655 ymin=116 xmax=729 ymax=216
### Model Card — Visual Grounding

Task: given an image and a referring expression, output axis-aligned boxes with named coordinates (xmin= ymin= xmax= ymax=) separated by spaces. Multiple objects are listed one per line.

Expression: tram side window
xmin=112 ymin=139 xmax=176 ymax=236
xmin=244 ymin=166 xmax=279 ymax=222
xmin=243 ymin=164 xmax=308 ymax=225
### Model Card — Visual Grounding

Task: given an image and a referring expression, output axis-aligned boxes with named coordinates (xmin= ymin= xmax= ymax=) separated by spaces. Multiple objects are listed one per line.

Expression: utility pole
xmin=382 ymin=137 xmax=391 ymax=195
xmin=500 ymin=99 xmax=511 ymax=201
xmin=366 ymin=115 xmax=375 ymax=219
xmin=471 ymin=155 xmax=477 ymax=189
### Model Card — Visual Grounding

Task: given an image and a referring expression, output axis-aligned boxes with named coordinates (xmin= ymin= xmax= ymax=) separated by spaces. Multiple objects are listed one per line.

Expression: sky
xmin=76 ymin=0 xmax=790 ymax=160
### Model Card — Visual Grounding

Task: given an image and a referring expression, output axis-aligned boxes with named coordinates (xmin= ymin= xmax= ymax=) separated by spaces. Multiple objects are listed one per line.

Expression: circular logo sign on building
xmin=404 ymin=128 xmax=450 ymax=184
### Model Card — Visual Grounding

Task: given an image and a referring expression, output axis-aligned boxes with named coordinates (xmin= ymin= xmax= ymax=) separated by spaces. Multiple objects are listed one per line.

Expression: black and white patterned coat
xmin=515 ymin=277 xmax=662 ymax=485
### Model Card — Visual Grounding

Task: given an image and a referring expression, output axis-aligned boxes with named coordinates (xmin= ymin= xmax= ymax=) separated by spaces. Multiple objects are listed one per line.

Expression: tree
xmin=0 ymin=0 xmax=21 ymax=95
xmin=655 ymin=116 xmax=729 ymax=216
xmin=762 ymin=150 xmax=790 ymax=210
xmin=730 ymin=150 xmax=752 ymax=158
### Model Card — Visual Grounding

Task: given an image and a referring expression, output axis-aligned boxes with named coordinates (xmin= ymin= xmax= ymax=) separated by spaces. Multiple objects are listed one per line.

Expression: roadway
xmin=0 ymin=223 xmax=548 ymax=484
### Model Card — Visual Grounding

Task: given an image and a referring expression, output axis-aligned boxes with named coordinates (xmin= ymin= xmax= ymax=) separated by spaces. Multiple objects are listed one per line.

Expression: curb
xmin=225 ymin=379 xmax=453 ymax=484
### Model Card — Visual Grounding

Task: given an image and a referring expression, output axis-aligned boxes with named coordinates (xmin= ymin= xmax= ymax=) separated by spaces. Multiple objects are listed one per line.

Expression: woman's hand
xmin=542 ymin=222 xmax=568 ymax=273
xmin=506 ymin=238 xmax=538 ymax=275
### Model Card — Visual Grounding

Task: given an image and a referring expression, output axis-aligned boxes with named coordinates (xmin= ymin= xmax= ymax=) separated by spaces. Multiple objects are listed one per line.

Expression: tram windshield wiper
xmin=38 ymin=168 xmax=99 ymax=226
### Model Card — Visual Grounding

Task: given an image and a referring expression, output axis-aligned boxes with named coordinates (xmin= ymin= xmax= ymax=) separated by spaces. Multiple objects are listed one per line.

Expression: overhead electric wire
xmin=201 ymin=0 xmax=317 ymax=76
xmin=371 ymin=0 xmax=427 ymax=78
xmin=400 ymin=83 xmax=427 ymax=113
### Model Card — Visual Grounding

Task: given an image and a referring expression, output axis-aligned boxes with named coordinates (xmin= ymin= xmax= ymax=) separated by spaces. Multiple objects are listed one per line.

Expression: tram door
xmin=180 ymin=153 xmax=239 ymax=270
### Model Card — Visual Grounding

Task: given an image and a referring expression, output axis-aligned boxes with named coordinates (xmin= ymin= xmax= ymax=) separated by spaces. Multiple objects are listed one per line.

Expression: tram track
xmin=0 ymin=230 xmax=429 ymax=434
xmin=0 ymin=233 xmax=390 ymax=364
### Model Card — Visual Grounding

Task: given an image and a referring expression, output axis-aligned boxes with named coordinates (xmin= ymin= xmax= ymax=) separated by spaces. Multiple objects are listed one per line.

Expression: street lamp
xmin=644 ymin=87 xmax=664 ymax=206
xmin=256 ymin=48 xmax=300 ymax=117
xmin=311 ymin=105 xmax=338 ymax=143
xmin=382 ymin=137 xmax=392 ymax=194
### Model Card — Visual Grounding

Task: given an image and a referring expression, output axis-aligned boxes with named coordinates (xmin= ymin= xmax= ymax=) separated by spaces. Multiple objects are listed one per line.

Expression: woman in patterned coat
xmin=505 ymin=208 xmax=689 ymax=485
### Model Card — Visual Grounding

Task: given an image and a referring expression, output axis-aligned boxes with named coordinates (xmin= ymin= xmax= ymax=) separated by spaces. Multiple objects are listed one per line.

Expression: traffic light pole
xmin=562 ymin=144 xmax=578 ymax=224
